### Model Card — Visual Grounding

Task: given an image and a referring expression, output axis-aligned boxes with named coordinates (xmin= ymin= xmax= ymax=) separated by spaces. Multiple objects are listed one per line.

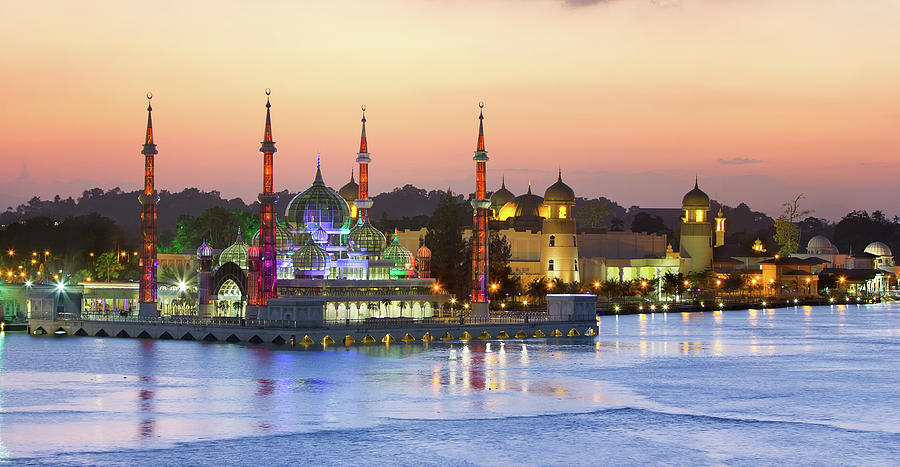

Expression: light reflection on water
xmin=1 ymin=303 xmax=900 ymax=463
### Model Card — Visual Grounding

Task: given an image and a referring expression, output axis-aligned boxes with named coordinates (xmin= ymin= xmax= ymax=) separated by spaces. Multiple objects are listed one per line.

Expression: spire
xmin=359 ymin=105 xmax=368 ymax=154
xmin=350 ymin=169 xmax=355 ymax=183
xmin=141 ymin=92 xmax=158 ymax=155
xmin=313 ymin=153 xmax=324 ymax=185
xmin=527 ymin=181 xmax=532 ymax=195
xmin=501 ymin=175 xmax=506 ymax=189
xmin=476 ymin=102 xmax=486 ymax=153
xmin=558 ymin=168 xmax=563 ymax=182
xmin=694 ymin=174 xmax=699 ymax=189
xmin=235 ymin=227 xmax=244 ymax=244
xmin=259 ymin=88 xmax=277 ymax=154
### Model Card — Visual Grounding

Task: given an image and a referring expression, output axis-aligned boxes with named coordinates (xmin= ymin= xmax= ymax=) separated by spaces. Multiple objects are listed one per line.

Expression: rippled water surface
xmin=2 ymin=303 xmax=900 ymax=465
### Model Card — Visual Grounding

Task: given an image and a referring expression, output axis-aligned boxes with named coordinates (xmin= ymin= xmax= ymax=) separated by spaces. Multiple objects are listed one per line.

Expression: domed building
xmin=285 ymin=162 xmax=352 ymax=249
xmin=807 ymin=235 xmax=838 ymax=255
xmin=495 ymin=183 xmax=547 ymax=227
xmin=338 ymin=171 xmax=359 ymax=221
xmin=251 ymin=221 xmax=295 ymax=279
xmin=293 ymin=239 xmax=329 ymax=278
xmin=383 ymin=230 xmax=414 ymax=278
xmin=864 ymin=241 xmax=895 ymax=268
xmin=541 ymin=170 xmax=579 ymax=282
xmin=679 ymin=178 xmax=713 ymax=273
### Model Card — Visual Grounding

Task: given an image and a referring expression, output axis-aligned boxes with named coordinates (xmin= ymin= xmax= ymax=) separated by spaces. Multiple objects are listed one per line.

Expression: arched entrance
xmin=211 ymin=262 xmax=248 ymax=318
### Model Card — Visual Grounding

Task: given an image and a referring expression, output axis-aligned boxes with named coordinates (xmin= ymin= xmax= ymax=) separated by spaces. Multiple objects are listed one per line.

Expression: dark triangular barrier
xmin=74 ymin=328 xmax=88 ymax=336
xmin=226 ymin=334 xmax=240 ymax=343
xmin=272 ymin=336 xmax=285 ymax=345
xmin=159 ymin=331 xmax=173 ymax=340
xmin=95 ymin=329 xmax=108 ymax=337
xmin=138 ymin=331 xmax=152 ymax=339
xmin=116 ymin=330 xmax=130 ymax=338
xmin=203 ymin=333 xmax=218 ymax=342
xmin=181 ymin=332 xmax=195 ymax=340
xmin=249 ymin=335 xmax=263 ymax=344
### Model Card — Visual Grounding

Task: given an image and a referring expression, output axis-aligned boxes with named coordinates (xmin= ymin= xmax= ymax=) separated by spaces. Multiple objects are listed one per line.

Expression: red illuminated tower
xmin=354 ymin=105 xmax=373 ymax=222
xmin=249 ymin=88 xmax=278 ymax=314
xmin=138 ymin=92 xmax=159 ymax=318
xmin=470 ymin=102 xmax=490 ymax=318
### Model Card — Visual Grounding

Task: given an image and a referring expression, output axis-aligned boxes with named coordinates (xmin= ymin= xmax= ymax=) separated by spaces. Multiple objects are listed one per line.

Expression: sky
xmin=1 ymin=0 xmax=899 ymax=220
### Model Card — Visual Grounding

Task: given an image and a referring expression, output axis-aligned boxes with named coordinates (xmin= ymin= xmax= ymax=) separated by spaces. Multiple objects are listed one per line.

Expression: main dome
xmin=497 ymin=185 xmax=545 ymax=221
xmin=807 ymin=235 xmax=837 ymax=255
xmin=682 ymin=179 xmax=710 ymax=209
xmin=285 ymin=166 xmax=352 ymax=233
xmin=544 ymin=171 xmax=575 ymax=203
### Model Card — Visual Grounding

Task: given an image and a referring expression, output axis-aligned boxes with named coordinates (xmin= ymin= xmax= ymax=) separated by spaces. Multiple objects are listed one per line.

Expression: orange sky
xmin=1 ymin=0 xmax=899 ymax=219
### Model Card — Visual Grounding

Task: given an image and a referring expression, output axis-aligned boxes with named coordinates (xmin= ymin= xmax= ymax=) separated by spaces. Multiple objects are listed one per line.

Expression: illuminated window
xmin=559 ymin=206 xmax=567 ymax=219
xmin=716 ymin=218 xmax=725 ymax=231
xmin=549 ymin=235 xmax=555 ymax=247
xmin=548 ymin=259 xmax=554 ymax=271
xmin=695 ymin=210 xmax=704 ymax=222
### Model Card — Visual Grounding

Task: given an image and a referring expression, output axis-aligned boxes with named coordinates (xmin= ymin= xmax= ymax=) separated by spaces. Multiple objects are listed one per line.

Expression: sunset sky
xmin=1 ymin=0 xmax=899 ymax=219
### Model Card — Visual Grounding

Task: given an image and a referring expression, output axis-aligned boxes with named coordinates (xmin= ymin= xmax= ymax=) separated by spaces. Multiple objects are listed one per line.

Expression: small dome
xmin=219 ymin=230 xmax=250 ymax=270
xmin=489 ymin=178 xmax=515 ymax=211
xmin=864 ymin=241 xmax=892 ymax=257
xmin=293 ymin=239 xmax=329 ymax=271
xmin=196 ymin=240 xmax=214 ymax=258
xmin=544 ymin=171 xmax=575 ymax=203
xmin=417 ymin=244 xmax=432 ymax=259
xmin=497 ymin=184 xmax=544 ymax=221
xmin=383 ymin=231 xmax=414 ymax=270
xmin=347 ymin=219 xmax=386 ymax=255
xmin=285 ymin=165 xmax=352 ymax=233
xmin=338 ymin=171 xmax=358 ymax=204
xmin=682 ymin=178 xmax=710 ymax=209
xmin=251 ymin=222 xmax=293 ymax=252
xmin=311 ymin=226 xmax=329 ymax=245
xmin=807 ymin=235 xmax=837 ymax=254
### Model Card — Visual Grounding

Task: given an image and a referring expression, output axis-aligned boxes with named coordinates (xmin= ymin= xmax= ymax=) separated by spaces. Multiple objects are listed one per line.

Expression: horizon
xmin=2 ymin=0 xmax=899 ymax=221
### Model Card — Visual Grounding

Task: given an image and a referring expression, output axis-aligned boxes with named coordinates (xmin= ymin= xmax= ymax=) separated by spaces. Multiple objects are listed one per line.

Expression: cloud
xmin=562 ymin=0 xmax=620 ymax=7
xmin=717 ymin=157 xmax=762 ymax=165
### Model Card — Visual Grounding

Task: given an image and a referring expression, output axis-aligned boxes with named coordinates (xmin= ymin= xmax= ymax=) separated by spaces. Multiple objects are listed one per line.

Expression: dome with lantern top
xmin=285 ymin=164 xmax=352 ymax=234
xmin=383 ymin=231 xmax=414 ymax=270
xmin=196 ymin=240 xmax=214 ymax=258
xmin=347 ymin=219 xmax=386 ymax=255
xmin=251 ymin=222 xmax=293 ymax=252
xmin=682 ymin=178 xmax=710 ymax=209
xmin=417 ymin=244 xmax=431 ymax=259
xmin=293 ymin=239 xmax=329 ymax=272
xmin=219 ymin=229 xmax=250 ymax=269
xmin=544 ymin=171 xmax=575 ymax=203
xmin=338 ymin=171 xmax=358 ymax=204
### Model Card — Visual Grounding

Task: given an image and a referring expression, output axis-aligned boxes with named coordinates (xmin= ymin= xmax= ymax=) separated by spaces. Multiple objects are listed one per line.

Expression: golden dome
xmin=496 ymin=184 xmax=545 ymax=221
xmin=682 ymin=177 xmax=710 ymax=209
xmin=544 ymin=170 xmax=575 ymax=203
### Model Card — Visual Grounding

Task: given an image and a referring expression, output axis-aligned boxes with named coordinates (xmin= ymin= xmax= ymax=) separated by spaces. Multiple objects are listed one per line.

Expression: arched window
xmin=548 ymin=259 xmax=554 ymax=271
xmin=573 ymin=235 xmax=577 ymax=247
xmin=549 ymin=235 xmax=555 ymax=247
xmin=574 ymin=259 xmax=578 ymax=271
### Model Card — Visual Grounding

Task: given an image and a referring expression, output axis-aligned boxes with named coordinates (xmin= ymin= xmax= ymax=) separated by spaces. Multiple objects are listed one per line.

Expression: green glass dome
xmin=219 ymin=229 xmax=250 ymax=270
xmin=285 ymin=166 xmax=352 ymax=234
xmin=347 ymin=219 xmax=385 ymax=256
xmin=293 ymin=239 xmax=329 ymax=271
xmin=383 ymin=231 xmax=414 ymax=270
xmin=251 ymin=222 xmax=294 ymax=252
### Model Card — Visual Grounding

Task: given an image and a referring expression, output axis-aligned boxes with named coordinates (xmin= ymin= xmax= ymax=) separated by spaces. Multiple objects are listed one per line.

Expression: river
xmin=1 ymin=303 xmax=899 ymax=465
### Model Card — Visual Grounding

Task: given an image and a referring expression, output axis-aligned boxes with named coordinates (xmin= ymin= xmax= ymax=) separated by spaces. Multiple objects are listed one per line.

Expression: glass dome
xmin=293 ymin=239 xmax=329 ymax=271
xmin=383 ymin=232 xmax=414 ymax=270
xmin=219 ymin=229 xmax=250 ymax=270
xmin=347 ymin=219 xmax=386 ymax=256
xmin=251 ymin=221 xmax=294 ymax=252
xmin=196 ymin=240 xmax=214 ymax=258
xmin=285 ymin=166 xmax=351 ymax=234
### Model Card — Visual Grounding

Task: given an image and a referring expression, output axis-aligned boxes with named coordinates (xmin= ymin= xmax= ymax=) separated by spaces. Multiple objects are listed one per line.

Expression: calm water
xmin=1 ymin=303 xmax=900 ymax=466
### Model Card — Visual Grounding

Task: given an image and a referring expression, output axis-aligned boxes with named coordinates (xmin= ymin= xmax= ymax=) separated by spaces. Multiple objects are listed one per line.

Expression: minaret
xmin=196 ymin=240 xmax=214 ymax=317
xmin=714 ymin=208 xmax=726 ymax=247
xmin=541 ymin=169 xmax=579 ymax=283
xmin=354 ymin=105 xmax=373 ymax=223
xmin=249 ymin=89 xmax=278 ymax=316
xmin=138 ymin=92 xmax=159 ymax=318
xmin=470 ymin=102 xmax=490 ymax=318
xmin=679 ymin=176 xmax=713 ymax=273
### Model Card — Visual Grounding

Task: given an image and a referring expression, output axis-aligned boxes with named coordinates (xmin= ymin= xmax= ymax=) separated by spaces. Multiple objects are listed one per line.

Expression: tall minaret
xmin=250 ymin=88 xmax=278 ymax=314
xmin=354 ymin=105 xmax=373 ymax=223
xmin=138 ymin=92 xmax=159 ymax=318
xmin=470 ymin=102 xmax=490 ymax=318
xmin=196 ymin=240 xmax=214 ymax=318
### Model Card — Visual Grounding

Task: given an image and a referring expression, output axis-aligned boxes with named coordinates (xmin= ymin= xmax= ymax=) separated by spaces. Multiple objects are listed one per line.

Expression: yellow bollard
xmin=477 ymin=331 xmax=492 ymax=340
xmin=568 ymin=328 xmax=581 ymax=337
xmin=321 ymin=335 xmax=335 ymax=345
xmin=382 ymin=333 xmax=395 ymax=343
xmin=496 ymin=331 xmax=510 ymax=339
xmin=514 ymin=330 xmax=528 ymax=339
xmin=290 ymin=335 xmax=295 ymax=346
xmin=362 ymin=334 xmax=376 ymax=344
xmin=585 ymin=328 xmax=596 ymax=336
xmin=343 ymin=335 xmax=356 ymax=345
xmin=401 ymin=332 xmax=416 ymax=342
xmin=533 ymin=329 xmax=546 ymax=338
xmin=459 ymin=331 xmax=472 ymax=340
xmin=422 ymin=332 xmax=434 ymax=341
xmin=300 ymin=335 xmax=314 ymax=345
xmin=440 ymin=331 xmax=453 ymax=340
xmin=550 ymin=329 xmax=564 ymax=337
